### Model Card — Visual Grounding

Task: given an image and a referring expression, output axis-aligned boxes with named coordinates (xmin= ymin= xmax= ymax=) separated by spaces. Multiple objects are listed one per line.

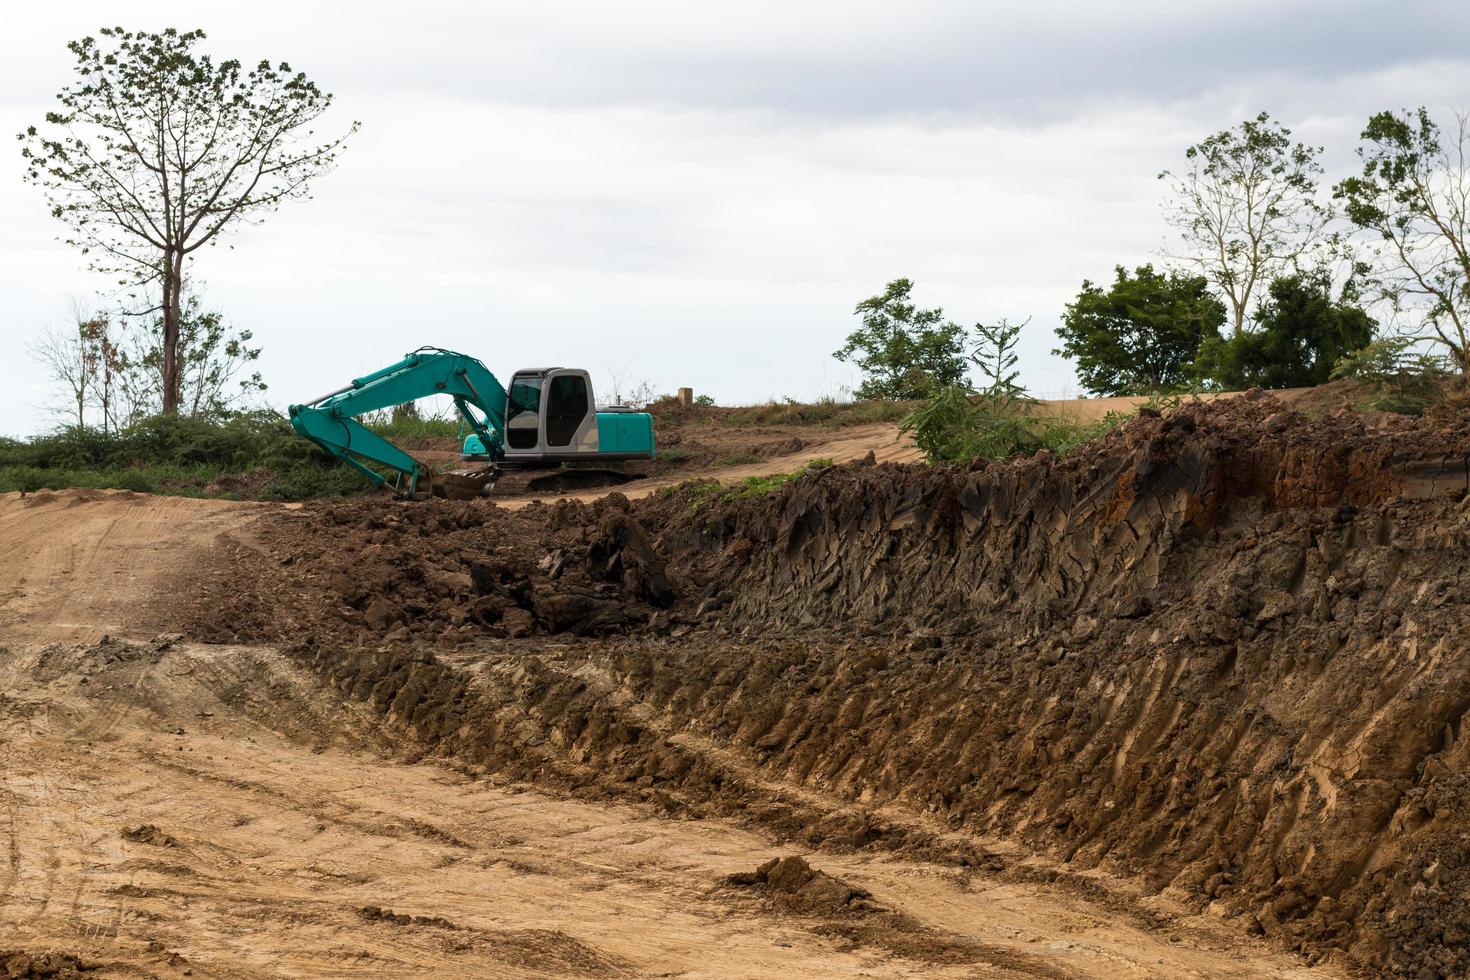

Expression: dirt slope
xmin=10 ymin=392 xmax=1467 ymax=976
xmin=0 ymin=489 xmax=263 ymax=643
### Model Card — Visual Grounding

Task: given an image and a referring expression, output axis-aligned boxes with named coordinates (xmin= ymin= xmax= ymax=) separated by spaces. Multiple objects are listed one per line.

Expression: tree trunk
xmin=160 ymin=250 xmax=184 ymax=415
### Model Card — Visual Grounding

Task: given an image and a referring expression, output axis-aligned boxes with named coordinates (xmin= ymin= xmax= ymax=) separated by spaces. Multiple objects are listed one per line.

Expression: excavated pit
xmin=181 ymin=392 xmax=1470 ymax=976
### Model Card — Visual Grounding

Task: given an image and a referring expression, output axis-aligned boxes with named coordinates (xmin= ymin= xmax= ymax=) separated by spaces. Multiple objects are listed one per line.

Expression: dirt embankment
xmin=181 ymin=393 xmax=1470 ymax=976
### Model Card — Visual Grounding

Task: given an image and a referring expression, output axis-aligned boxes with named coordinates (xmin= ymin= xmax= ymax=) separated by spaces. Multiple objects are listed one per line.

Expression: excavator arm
xmin=288 ymin=348 xmax=508 ymax=497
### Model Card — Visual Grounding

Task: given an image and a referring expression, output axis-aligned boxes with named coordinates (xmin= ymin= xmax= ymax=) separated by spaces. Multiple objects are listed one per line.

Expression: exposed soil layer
xmin=0 ymin=639 xmax=1310 ymax=979
xmin=179 ymin=393 xmax=1470 ymax=976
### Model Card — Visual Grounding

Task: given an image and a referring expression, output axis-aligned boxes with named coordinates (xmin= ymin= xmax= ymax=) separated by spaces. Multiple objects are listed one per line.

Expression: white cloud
xmin=1 ymin=1 xmax=1467 ymax=433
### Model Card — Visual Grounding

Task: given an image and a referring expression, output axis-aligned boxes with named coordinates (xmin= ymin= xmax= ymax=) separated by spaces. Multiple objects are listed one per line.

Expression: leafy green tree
xmin=1054 ymin=265 xmax=1226 ymax=396
xmin=1194 ymin=272 xmax=1376 ymax=390
xmin=835 ymin=279 xmax=968 ymax=399
xmin=1160 ymin=112 xmax=1333 ymax=337
xmin=20 ymin=27 xmax=355 ymax=414
xmin=1334 ymin=108 xmax=1470 ymax=373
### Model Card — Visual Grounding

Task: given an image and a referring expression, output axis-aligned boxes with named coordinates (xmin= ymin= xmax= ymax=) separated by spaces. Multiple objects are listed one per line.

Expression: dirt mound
xmin=357 ymin=905 xmax=459 ymax=929
xmin=0 ymin=952 xmax=96 ymax=978
xmin=187 ymin=393 xmax=1470 ymax=648
xmin=177 ymin=393 xmax=1470 ymax=976
xmin=121 ymin=824 xmax=176 ymax=847
xmin=721 ymin=856 xmax=999 ymax=968
xmin=185 ymin=492 xmax=678 ymax=645
xmin=725 ymin=855 xmax=875 ymax=915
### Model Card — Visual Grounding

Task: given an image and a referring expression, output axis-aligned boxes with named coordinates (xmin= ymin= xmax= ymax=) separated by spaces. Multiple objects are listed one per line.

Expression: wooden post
xmin=678 ymin=387 xmax=694 ymax=407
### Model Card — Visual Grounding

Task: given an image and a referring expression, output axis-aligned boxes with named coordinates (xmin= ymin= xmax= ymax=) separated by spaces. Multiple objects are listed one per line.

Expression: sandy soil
xmin=0 ymin=488 xmax=1335 ymax=978
xmin=0 ymin=641 xmax=1325 ymax=979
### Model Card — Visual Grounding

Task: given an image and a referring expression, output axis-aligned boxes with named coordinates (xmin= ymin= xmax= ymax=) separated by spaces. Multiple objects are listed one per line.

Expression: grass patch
xmin=726 ymin=457 xmax=834 ymax=497
xmin=664 ymin=458 xmax=836 ymax=512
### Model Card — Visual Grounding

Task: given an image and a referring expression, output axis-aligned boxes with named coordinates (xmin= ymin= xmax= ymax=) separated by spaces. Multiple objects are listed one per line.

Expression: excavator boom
xmin=289 ymin=348 xmax=507 ymax=496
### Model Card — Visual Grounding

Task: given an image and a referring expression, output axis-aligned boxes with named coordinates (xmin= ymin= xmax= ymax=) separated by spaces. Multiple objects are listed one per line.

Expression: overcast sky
xmin=2 ymin=1 xmax=1468 ymax=435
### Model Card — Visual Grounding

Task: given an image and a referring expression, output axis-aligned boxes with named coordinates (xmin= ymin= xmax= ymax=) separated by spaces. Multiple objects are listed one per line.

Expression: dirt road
xmin=0 ymin=488 xmax=1334 ymax=978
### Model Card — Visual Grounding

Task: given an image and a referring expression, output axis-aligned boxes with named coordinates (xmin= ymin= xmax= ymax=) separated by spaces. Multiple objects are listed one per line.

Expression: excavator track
xmin=481 ymin=466 xmax=642 ymax=497
xmin=419 ymin=465 xmax=643 ymax=500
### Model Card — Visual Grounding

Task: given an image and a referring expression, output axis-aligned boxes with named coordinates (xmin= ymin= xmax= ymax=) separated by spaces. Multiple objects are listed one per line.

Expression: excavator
xmin=288 ymin=347 xmax=655 ymax=498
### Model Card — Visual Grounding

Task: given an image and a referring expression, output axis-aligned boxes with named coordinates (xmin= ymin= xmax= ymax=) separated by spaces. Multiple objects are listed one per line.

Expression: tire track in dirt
xmin=0 ymin=639 xmax=1327 ymax=978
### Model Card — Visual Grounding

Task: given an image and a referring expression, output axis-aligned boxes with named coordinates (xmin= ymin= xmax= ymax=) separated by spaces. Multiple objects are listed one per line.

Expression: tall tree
xmin=20 ymin=27 xmax=355 ymax=414
xmin=1335 ymin=108 xmax=1470 ymax=374
xmin=835 ymin=279 xmax=968 ymax=400
xmin=1054 ymin=265 xmax=1225 ymax=396
xmin=1194 ymin=271 xmax=1376 ymax=390
xmin=1160 ymin=112 xmax=1331 ymax=337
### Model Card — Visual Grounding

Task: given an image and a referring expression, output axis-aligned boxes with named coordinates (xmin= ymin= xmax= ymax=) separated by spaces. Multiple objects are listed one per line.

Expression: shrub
xmin=0 ymin=410 xmax=371 ymax=500
xmin=901 ymin=389 xmax=1124 ymax=463
xmin=902 ymin=319 xmax=1127 ymax=463
xmin=1330 ymin=338 xmax=1451 ymax=414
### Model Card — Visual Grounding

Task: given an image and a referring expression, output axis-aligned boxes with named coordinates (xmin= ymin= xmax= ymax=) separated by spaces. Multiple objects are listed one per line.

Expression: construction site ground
xmin=1 ymin=387 xmax=1462 ymax=978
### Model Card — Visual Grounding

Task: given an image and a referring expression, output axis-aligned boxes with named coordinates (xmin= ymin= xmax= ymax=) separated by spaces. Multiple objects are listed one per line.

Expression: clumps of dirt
xmin=476 ymin=929 xmax=629 ymax=978
xmin=0 ymin=951 xmax=97 ymax=978
xmin=183 ymin=492 xmax=679 ymax=645
xmin=31 ymin=636 xmax=164 ymax=683
xmin=725 ymin=855 xmax=875 ymax=915
xmin=143 ymin=941 xmax=190 ymax=972
xmin=182 ymin=393 xmax=1470 ymax=649
xmin=121 ymin=824 xmax=176 ymax=847
xmin=356 ymin=906 xmax=459 ymax=930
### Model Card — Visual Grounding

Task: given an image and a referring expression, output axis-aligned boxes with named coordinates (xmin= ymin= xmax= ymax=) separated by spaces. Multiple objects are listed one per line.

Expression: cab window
xmin=544 ymin=375 xmax=589 ymax=446
xmin=506 ymin=376 xmax=543 ymax=449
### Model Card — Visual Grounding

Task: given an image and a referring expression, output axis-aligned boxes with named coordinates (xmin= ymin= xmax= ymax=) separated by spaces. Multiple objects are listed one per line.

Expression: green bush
xmin=900 ymin=388 xmax=1124 ymax=463
xmin=725 ymin=458 xmax=833 ymax=499
xmin=0 ymin=410 xmax=372 ymax=501
xmin=366 ymin=414 xmax=462 ymax=449
xmin=1193 ymin=272 xmax=1376 ymax=390
xmin=1330 ymin=338 xmax=1450 ymax=414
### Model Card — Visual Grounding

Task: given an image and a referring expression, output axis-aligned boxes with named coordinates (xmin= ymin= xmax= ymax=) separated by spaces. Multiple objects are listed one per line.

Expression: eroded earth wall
xmin=189 ymin=394 xmax=1470 ymax=976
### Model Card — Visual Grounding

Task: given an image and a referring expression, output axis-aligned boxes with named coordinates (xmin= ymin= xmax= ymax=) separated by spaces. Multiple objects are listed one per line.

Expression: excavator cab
xmin=461 ymin=368 xmax=654 ymax=464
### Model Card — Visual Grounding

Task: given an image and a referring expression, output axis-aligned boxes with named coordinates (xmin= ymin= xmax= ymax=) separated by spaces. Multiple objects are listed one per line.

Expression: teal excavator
xmin=289 ymin=347 xmax=655 ymax=498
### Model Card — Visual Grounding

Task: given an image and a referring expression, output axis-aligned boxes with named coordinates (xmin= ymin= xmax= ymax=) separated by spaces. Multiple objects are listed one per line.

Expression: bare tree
xmin=29 ymin=321 xmax=94 ymax=430
xmin=27 ymin=300 xmax=123 ymax=430
xmin=1335 ymin=108 xmax=1470 ymax=374
xmin=604 ymin=364 xmax=659 ymax=407
xmin=1160 ymin=112 xmax=1333 ymax=337
xmin=19 ymin=27 xmax=355 ymax=414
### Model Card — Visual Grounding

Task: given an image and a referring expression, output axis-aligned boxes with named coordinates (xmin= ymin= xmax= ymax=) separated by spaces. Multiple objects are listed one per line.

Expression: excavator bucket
xmin=430 ymin=466 xmax=501 ymax=500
